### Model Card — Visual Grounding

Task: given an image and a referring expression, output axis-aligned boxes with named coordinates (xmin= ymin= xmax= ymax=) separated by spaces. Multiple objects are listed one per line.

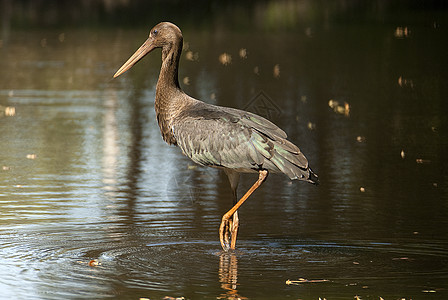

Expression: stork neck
xmin=155 ymin=38 xmax=184 ymax=119
xmin=154 ymin=37 xmax=184 ymax=145
xmin=157 ymin=39 xmax=182 ymax=94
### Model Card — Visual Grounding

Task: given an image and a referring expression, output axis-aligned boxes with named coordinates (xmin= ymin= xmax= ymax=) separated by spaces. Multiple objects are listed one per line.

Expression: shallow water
xmin=1 ymin=2 xmax=448 ymax=299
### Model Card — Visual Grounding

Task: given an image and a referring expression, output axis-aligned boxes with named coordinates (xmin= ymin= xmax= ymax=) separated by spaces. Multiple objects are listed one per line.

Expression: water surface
xmin=1 ymin=2 xmax=448 ymax=299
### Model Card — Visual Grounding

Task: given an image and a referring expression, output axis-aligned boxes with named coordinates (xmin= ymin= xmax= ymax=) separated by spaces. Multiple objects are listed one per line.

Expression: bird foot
xmin=219 ymin=212 xmax=239 ymax=251
xmin=219 ymin=215 xmax=232 ymax=251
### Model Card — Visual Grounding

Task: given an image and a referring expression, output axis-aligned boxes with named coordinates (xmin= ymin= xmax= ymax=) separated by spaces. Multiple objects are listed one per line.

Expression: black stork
xmin=114 ymin=22 xmax=318 ymax=251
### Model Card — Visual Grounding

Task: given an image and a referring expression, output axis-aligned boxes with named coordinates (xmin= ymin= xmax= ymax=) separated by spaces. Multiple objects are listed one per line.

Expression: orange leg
xmin=230 ymin=211 xmax=239 ymax=249
xmin=219 ymin=170 xmax=268 ymax=251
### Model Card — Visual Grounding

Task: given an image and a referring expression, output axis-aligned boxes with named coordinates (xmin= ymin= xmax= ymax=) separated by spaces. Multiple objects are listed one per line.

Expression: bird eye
xmin=153 ymin=29 xmax=158 ymax=36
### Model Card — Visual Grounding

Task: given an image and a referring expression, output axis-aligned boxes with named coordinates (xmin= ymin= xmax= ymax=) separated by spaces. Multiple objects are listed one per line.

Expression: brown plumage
xmin=114 ymin=22 xmax=318 ymax=251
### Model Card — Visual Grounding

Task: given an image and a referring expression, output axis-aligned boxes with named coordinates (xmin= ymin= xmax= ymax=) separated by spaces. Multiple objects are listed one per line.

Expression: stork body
xmin=114 ymin=22 xmax=318 ymax=251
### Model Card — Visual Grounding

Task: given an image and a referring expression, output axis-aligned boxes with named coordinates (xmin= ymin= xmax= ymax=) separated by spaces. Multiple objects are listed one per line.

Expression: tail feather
xmin=247 ymin=127 xmax=318 ymax=185
xmin=270 ymin=139 xmax=319 ymax=185
xmin=307 ymin=167 xmax=319 ymax=185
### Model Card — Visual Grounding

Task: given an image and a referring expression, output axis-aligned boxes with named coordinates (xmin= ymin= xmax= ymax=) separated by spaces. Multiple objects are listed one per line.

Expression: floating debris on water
xmin=182 ymin=76 xmax=190 ymax=85
xmin=286 ymin=278 xmax=329 ymax=285
xmin=219 ymin=53 xmax=232 ymax=65
xmin=273 ymin=64 xmax=280 ymax=78
xmin=398 ymin=76 xmax=414 ymax=88
xmin=394 ymin=26 xmax=410 ymax=38
xmin=58 ymin=33 xmax=65 ymax=43
xmin=328 ymin=99 xmax=337 ymax=108
xmin=307 ymin=122 xmax=316 ymax=130
xmin=253 ymin=66 xmax=259 ymax=75
xmin=26 ymin=154 xmax=37 ymax=159
xmin=300 ymin=95 xmax=307 ymax=103
xmin=185 ymin=50 xmax=199 ymax=61
xmin=416 ymin=158 xmax=431 ymax=164
xmin=5 ymin=106 xmax=15 ymax=116
xmin=88 ymin=259 xmax=100 ymax=267
xmin=343 ymin=102 xmax=350 ymax=116
xmin=356 ymin=136 xmax=366 ymax=143
xmin=239 ymin=48 xmax=247 ymax=59
xmin=185 ymin=50 xmax=193 ymax=61
xmin=360 ymin=187 xmax=365 ymax=193
xmin=401 ymin=150 xmax=405 ymax=159
xmin=0 ymin=106 xmax=16 ymax=117
xmin=392 ymin=257 xmax=410 ymax=261
xmin=328 ymin=99 xmax=350 ymax=116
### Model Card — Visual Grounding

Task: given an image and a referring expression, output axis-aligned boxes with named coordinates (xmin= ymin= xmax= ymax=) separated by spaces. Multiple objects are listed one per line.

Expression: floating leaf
xmin=253 ymin=66 xmax=259 ymax=75
xmin=328 ymin=99 xmax=338 ymax=108
xmin=5 ymin=106 xmax=15 ymax=116
xmin=219 ymin=53 xmax=232 ymax=65
xmin=286 ymin=278 xmax=329 ymax=285
xmin=394 ymin=26 xmax=410 ymax=38
xmin=88 ymin=259 xmax=100 ymax=267
xmin=328 ymin=99 xmax=350 ymax=116
xmin=185 ymin=50 xmax=199 ymax=61
xmin=273 ymin=64 xmax=280 ymax=78
xmin=239 ymin=48 xmax=247 ymax=59
xmin=416 ymin=158 xmax=431 ymax=164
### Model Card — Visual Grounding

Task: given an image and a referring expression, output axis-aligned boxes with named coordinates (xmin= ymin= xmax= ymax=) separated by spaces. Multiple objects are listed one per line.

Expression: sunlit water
xmin=1 ymin=3 xmax=448 ymax=299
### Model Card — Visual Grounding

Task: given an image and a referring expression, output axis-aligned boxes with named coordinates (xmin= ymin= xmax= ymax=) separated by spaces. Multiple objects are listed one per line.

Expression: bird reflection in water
xmin=218 ymin=252 xmax=246 ymax=300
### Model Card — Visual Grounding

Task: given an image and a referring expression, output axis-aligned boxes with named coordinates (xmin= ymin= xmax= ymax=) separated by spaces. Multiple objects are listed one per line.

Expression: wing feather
xmin=172 ymin=102 xmax=318 ymax=183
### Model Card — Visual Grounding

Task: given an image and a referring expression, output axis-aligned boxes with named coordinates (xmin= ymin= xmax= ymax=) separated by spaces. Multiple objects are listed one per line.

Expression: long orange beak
xmin=113 ymin=38 xmax=155 ymax=78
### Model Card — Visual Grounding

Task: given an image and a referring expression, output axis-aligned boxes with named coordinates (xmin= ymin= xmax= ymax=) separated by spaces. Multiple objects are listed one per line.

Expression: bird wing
xmin=172 ymin=102 xmax=317 ymax=183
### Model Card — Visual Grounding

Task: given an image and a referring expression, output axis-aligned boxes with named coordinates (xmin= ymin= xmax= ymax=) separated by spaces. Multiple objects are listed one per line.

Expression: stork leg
xmin=220 ymin=170 xmax=269 ymax=251
xmin=224 ymin=169 xmax=240 ymax=251
xmin=223 ymin=211 xmax=239 ymax=251
xmin=230 ymin=211 xmax=239 ymax=249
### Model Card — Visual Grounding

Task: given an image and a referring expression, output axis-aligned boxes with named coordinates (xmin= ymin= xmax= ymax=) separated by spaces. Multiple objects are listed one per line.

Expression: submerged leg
xmin=224 ymin=169 xmax=240 ymax=250
xmin=230 ymin=211 xmax=239 ymax=249
xmin=223 ymin=211 xmax=239 ymax=253
xmin=220 ymin=170 xmax=268 ymax=251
